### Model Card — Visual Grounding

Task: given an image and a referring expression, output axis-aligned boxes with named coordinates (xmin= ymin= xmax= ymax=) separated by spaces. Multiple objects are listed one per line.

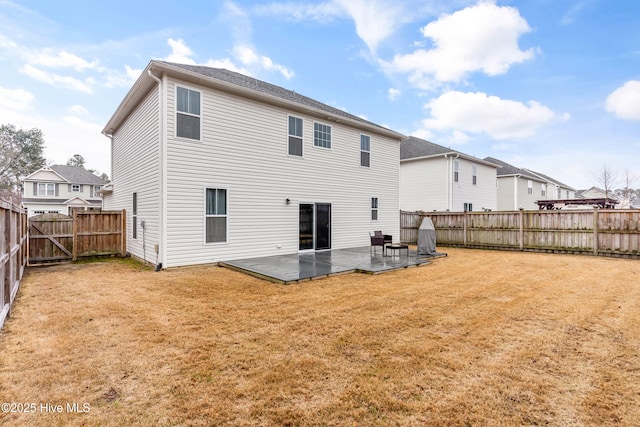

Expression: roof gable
xmin=402 ymin=136 xmax=498 ymax=167
xmin=104 ymin=60 xmax=406 ymax=141
xmin=24 ymin=168 xmax=67 ymax=182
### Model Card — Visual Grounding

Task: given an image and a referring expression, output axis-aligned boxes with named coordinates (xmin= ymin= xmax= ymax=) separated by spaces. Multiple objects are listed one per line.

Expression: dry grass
xmin=1 ymin=248 xmax=640 ymax=426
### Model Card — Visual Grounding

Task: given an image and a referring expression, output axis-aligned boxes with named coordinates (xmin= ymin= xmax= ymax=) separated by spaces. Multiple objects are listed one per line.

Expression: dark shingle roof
xmin=483 ymin=157 xmax=541 ymax=180
xmin=523 ymin=168 xmax=575 ymax=190
xmin=159 ymin=61 xmax=393 ymax=134
xmin=400 ymin=136 xmax=454 ymax=159
xmin=50 ymin=165 xmax=107 ymax=185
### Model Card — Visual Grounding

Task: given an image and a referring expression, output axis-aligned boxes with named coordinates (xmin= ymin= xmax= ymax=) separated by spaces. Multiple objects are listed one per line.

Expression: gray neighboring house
xmin=22 ymin=165 xmax=107 ymax=217
xmin=401 ymin=137 xmax=498 ymax=212
xmin=485 ymin=157 xmax=575 ymax=211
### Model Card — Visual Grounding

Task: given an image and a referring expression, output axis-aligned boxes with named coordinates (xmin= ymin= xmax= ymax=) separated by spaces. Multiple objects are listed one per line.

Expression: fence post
xmin=593 ymin=209 xmax=599 ymax=256
xmin=463 ymin=211 xmax=468 ymax=247
xmin=72 ymin=210 xmax=78 ymax=261
xmin=519 ymin=209 xmax=524 ymax=251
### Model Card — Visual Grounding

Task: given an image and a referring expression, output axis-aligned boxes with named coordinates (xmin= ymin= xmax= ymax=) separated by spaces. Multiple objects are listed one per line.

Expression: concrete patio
xmin=220 ymin=246 xmax=447 ymax=284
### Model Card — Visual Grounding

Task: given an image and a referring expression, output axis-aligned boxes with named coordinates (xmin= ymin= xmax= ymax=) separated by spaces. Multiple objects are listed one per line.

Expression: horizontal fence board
xmin=401 ymin=209 xmax=640 ymax=259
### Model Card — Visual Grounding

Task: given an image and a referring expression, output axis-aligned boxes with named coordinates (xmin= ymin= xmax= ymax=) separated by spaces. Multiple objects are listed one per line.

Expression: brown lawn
xmin=1 ymin=248 xmax=639 ymax=426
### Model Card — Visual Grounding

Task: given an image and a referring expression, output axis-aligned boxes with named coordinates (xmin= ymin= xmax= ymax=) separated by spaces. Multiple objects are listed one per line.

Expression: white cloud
xmin=388 ymin=87 xmax=401 ymax=101
xmin=20 ymin=64 xmax=93 ymax=93
xmin=334 ymin=0 xmax=414 ymax=52
xmin=419 ymin=90 xmax=557 ymax=139
xmin=232 ymin=45 xmax=294 ymax=79
xmin=67 ymin=105 xmax=89 ymax=116
xmin=0 ymin=86 xmax=34 ymax=111
xmin=383 ymin=1 xmax=536 ymax=88
xmin=27 ymin=48 xmax=98 ymax=71
xmin=253 ymin=1 xmax=344 ymax=23
xmin=164 ymin=38 xmax=196 ymax=64
xmin=605 ymin=80 xmax=640 ymax=121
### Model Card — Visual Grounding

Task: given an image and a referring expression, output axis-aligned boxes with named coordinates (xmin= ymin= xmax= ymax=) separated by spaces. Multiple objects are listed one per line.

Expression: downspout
xmin=148 ymin=69 xmax=165 ymax=271
xmin=448 ymin=153 xmax=460 ymax=211
xmin=513 ymin=175 xmax=520 ymax=210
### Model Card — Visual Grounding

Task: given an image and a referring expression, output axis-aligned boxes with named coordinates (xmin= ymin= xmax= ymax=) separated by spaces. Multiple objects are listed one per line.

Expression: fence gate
xmin=28 ymin=213 xmax=74 ymax=264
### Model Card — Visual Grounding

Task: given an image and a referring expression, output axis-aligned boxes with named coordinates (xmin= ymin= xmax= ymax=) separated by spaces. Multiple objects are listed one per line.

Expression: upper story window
xmin=472 ymin=165 xmax=477 ymax=185
xmin=314 ymin=122 xmax=331 ymax=149
xmin=527 ymin=180 xmax=533 ymax=194
xmin=557 ymin=188 xmax=562 ymax=198
xmin=38 ymin=183 xmax=55 ymax=196
xmin=541 ymin=183 xmax=546 ymax=197
xmin=360 ymin=134 xmax=370 ymax=167
xmin=453 ymin=160 xmax=459 ymax=182
xmin=288 ymin=115 xmax=303 ymax=157
xmin=176 ymin=86 xmax=201 ymax=140
xmin=72 ymin=184 xmax=81 ymax=192
xmin=566 ymin=190 xmax=569 ymax=198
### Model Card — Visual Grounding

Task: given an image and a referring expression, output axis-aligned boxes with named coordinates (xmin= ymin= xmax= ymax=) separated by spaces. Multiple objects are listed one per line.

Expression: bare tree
xmin=593 ymin=165 xmax=617 ymax=200
xmin=620 ymin=169 xmax=638 ymax=200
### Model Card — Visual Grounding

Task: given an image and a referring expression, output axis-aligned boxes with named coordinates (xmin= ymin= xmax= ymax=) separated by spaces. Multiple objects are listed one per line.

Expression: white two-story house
xmin=400 ymin=137 xmax=498 ymax=212
xmin=22 ymin=165 xmax=107 ymax=217
xmin=485 ymin=157 xmax=575 ymax=210
xmin=102 ymin=60 xmax=405 ymax=269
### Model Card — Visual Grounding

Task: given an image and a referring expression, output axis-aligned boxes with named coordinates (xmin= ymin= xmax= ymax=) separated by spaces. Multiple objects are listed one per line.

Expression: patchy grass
xmin=1 ymin=248 xmax=639 ymax=426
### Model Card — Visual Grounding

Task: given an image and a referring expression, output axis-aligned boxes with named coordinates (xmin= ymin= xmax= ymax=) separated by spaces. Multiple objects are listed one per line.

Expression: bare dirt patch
xmin=1 ymin=249 xmax=639 ymax=426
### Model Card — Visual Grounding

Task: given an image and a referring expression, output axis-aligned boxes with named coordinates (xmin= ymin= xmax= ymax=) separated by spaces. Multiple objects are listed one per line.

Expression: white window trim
xmin=527 ymin=180 xmax=533 ymax=195
xmin=371 ymin=197 xmax=379 ymax=221
xmin=360 ymin=134 xmax=371 ymax=168
xmin=287 ymin=114 xmax=304 ymax=158
xmin=453 ymin=160 xmax=459 ymax=183
xmin=313 ymin=121 xmax=332 ymax=150
xmin=204 ymin=187 xmax=229 ymax=245
xmin=175 ymin=84 xmax=203 ymax=142
xmin=38 ymin=182 xmax=55 ymax=196
xmin=472 ymin=165 xmax=477 ymax=185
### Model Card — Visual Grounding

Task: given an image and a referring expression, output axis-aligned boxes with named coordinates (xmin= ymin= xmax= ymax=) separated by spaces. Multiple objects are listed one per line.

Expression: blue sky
xmin=1 ymin=0 xmax=639 ymax=189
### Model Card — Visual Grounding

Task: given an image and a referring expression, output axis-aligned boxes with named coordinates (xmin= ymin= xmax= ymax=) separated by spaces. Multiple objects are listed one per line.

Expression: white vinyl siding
xmin=402 ymin=157 xmax=497 ymax=212
xmin=103 ymin=87 xmax=161 ymax=264
xmin=163 ymin=77 xmax=400 ymax=267
xmin=400 ymin=158 xmax=449 ymax=211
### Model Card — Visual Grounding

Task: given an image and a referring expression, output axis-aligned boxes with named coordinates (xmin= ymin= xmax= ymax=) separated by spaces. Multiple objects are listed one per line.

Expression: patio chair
xmin=370 ymin=231 xmax=392 ymax=254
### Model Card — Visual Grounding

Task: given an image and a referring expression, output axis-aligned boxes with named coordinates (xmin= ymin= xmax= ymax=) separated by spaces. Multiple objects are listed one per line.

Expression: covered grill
xmin=417 ymin=217 xmax=437 ymax=256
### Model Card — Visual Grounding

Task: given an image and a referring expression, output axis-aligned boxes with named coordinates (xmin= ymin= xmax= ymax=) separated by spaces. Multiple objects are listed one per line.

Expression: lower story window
xmin=206 ymin=188 xmax=227 ymax=243
xmin=371 ymin=197 xmax=378 ymax=220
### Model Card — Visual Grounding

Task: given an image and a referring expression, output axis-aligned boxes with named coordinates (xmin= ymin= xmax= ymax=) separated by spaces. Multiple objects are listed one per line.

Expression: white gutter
xmin=148 ymin=69 xmax=166 ymax=270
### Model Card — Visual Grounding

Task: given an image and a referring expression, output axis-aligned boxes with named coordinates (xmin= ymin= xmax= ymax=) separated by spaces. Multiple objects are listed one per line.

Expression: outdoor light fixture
xmin=286 ymin=198 xmax=291 ymax=205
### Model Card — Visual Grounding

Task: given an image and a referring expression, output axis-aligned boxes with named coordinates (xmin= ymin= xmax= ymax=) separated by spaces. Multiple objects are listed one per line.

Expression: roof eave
xmin=103 ymin=60 xmax=406 ymax=141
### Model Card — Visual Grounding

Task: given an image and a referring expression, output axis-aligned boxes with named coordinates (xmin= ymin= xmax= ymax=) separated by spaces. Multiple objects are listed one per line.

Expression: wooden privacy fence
xmin=1 ymin=199 xmax=27 ymax=329
xmin=401 ymin=209 xmax=640 ymax=258
xmin=28 ymin=210 xmax=126 ymax=265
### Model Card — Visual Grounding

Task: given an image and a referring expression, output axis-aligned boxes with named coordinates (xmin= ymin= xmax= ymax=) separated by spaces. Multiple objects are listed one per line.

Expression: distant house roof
xmin=483 ymin=157 xmax=542 ymax=180
xmin=104 ymin=60 xmax=406 ymax=141
xmin=402 ymin=136 xmax=498 ymax=167
xmin=49 ymin=165 xmax=107 ymax=185
xmin=24 ymin=165 xmax=107 ymax=185
xmin=522 ymin=168 xmax=575 ymax=190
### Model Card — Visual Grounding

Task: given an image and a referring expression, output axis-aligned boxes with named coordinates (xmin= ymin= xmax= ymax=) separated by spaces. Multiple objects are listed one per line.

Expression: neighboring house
xmin=101 ymin=60 xmax=405 ymax=269
xmin=485 ymin=157 xmax=558 ymax=211
xmin=22 ymin=165 xmax=107 ymax=217
xmin=523 ymin=168 xmax=575 ymax=200
xmin=575 ymin=187 xmax=624 ymax=209
xmin=400 ymin=137 xmax=498 ymax=212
